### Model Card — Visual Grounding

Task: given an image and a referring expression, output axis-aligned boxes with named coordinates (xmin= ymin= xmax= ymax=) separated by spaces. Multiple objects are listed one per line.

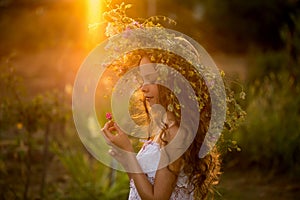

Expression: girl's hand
xmin=101 ymin=121 xmax=134 ymax=163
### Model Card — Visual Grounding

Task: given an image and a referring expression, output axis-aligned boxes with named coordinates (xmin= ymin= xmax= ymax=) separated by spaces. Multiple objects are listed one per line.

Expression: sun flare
xmin=87 ymin=0 xmax=102 ymax=24
xmin=86 ymin=0 xmax=104 ymax=47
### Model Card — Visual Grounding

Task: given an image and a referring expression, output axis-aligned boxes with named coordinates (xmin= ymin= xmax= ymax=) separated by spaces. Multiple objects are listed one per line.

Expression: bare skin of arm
xmin=102 ymin=121 xmax=181 ymax=200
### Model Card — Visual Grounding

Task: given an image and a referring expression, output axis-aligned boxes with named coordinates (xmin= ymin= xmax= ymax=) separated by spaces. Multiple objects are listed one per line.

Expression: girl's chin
xmin=145 ymin=97 xmax=159 ymax=106
xmin=147 ymin=102 xmax=154 ymax=106
xmin=147 ymin=101 xmax=156 ymax=107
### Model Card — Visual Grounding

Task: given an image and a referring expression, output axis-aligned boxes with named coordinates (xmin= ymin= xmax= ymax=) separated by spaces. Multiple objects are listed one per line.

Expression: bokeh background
xmin=1 ymin=0 xmax=300 ymax=199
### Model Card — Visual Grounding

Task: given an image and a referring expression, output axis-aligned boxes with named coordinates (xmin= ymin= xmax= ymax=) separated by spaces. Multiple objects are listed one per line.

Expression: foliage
xmin=236 ymin=69 xmax=300 ymax=175
xmin=102 ymin=1 xmax=176 ymax=38
xmin=52 ymin=141 xmax=129 ymax=200
xmin=0 ymin=58 xmax=68 ymax=199
xmin=232 ymin=23 xmax=300 ymax=174
xmin=0 ymin=58 xmax=129 ymax=199
xmin=202 ymin=0 xmax=300 ymax=51
xmin=223 ymin=0 xmax=300 ymax=176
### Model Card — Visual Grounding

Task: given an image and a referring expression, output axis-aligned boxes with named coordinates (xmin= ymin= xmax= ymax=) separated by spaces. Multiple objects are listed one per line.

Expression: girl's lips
xmin=145 ymin=96 xmax=153 ymax=101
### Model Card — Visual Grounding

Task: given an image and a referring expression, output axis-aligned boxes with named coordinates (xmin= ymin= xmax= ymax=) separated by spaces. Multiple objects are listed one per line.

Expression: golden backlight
xmin=86 ymin=0 xmax=103 ymax=48
xmin=87 ymin=0 xmax=102 ymax=25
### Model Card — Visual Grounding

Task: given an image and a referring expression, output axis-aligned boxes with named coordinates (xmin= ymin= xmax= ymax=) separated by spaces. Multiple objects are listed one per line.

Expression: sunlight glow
xmin=87 ymin=0 xmax=102 ymax=25
xmin=86 ymin=0 xmax=103 ymax=48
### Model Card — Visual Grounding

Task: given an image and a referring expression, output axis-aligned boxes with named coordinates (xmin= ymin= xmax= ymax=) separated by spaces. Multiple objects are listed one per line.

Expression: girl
xmin=102 ymin=53 xmax=221 ymax=200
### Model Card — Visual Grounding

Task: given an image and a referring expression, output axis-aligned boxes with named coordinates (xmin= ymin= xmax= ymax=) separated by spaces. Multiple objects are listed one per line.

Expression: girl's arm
xmin=102 ymin=121 xmax=182 ymax=200
xmin=126 ymin=154 xmax=180 ymax=200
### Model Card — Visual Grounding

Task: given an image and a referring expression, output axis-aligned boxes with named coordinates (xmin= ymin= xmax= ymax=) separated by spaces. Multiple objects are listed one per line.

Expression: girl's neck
xmin=147 ymin=111 xmax=177 ymax=144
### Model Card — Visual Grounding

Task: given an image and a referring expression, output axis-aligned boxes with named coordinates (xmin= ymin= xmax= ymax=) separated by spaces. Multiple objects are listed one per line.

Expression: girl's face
xmin=141 ymin=83 xmax=159 ymax=106
xmin=139 ymin=56 xmax=160 ymax=106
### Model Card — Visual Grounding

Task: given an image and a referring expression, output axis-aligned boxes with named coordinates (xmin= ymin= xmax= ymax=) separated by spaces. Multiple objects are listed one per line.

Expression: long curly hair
xmin=156 ymin=85 xmax=221 ymax=200
xmin=143 ymin=50 xmax=221 ymax=199
xmin=140 ymin=49 xmax=220 ymax=199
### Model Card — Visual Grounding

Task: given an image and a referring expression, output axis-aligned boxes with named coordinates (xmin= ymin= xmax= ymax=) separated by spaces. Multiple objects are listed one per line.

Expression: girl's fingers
xmin=103 ymin=120 xmax=114 ymax=130
xmin=101 ymin=121 xmax=115 ymax=142
xmin=108 ymin=127 xmax=116 ymax=132
xmin=113 ymin=123 xmax=123 ymax=135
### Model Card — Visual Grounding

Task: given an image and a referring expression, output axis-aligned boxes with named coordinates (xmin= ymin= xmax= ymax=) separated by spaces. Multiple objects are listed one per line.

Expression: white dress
xmin=128 ymin=140 xmax=194 ymax=200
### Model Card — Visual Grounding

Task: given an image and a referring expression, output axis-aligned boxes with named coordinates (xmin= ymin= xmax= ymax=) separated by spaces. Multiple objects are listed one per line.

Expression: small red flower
xmin=105 ymin=112 xmax=113 ymax=120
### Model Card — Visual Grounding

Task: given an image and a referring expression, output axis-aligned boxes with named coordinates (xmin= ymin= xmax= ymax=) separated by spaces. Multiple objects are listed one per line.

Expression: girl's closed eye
xmin=143 ymin=74 xmax=158 ymax=84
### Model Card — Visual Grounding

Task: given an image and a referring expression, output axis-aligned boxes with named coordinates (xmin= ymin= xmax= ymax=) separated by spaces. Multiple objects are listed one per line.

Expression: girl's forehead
xmin=139 ymin=63 xmax=157 ymax=77
xmin=139 ymin=56 xmax=151 ymax=65
xmin=139 ymin=56 xmax=158 ymax=81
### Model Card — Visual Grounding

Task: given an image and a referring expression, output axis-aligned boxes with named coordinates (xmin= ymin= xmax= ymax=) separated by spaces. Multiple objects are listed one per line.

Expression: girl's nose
xmin=141 ymin=84 xmax=149 ymax=93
